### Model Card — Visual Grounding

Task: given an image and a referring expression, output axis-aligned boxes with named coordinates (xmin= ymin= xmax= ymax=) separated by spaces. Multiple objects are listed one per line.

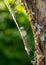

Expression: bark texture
xmin=21 ymin=0 xmax=46 ymax=65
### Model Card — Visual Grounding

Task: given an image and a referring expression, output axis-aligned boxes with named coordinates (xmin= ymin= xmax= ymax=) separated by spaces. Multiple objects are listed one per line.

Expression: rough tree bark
xmin=21 ymin=0 xmax=46 ymax=65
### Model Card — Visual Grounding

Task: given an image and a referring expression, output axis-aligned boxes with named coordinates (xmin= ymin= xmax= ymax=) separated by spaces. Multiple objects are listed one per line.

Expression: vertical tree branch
xmin=21 ymin=0 xmax=46 ymax=65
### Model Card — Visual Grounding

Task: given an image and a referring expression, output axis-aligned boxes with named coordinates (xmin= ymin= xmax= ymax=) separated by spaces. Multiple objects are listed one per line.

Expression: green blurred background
xmin=0 ymin=0 xmax=35 ymax=65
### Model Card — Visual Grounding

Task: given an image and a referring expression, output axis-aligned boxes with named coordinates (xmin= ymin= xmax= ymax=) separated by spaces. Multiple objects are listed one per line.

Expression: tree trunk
xmin=21 ymin=0 xmax=46 ymax=65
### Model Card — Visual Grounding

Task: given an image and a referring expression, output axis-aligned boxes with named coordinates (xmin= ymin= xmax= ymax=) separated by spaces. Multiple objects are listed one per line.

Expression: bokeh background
xmin=0 ymin=0 xmax=35 ymax=65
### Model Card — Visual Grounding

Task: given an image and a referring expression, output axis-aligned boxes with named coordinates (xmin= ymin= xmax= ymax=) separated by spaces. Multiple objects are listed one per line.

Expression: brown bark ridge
xmin=21 ymin=0 xmax=46 ymax=65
